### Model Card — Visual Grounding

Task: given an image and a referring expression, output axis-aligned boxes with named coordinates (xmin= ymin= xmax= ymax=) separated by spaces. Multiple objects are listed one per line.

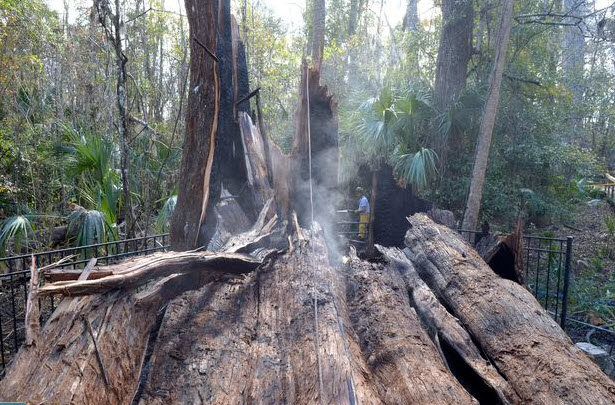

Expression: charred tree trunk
xmin=291 ymin=64 xmax=339 ymax=235
xmin=170 ymin=0 xmax=220 ymax=251
xmin=370 ymin=164 xmax=431 ymax=247
xmin=216 ymin=2 xmax=253 ymax=220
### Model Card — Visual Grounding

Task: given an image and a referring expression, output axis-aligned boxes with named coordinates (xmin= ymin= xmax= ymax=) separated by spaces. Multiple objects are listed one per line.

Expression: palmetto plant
xmin=0 ymin=214 xmax=37 ymax=256
xmin=394 ymin=147 xmax=438 ymax=191
xmin=67 ymin=209 xmax=113 ymax=247
xmin=156 ymin=194 xmax=177 ymax=233
xmin=347 ymin=84 xmax=438 ymax=189
xmin=62 ymin=125 xmax=120 ymax=245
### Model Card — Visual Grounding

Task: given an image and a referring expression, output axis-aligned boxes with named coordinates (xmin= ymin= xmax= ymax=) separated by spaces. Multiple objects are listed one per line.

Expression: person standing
xmin=354 ymin=187 xmax=370 ymax=239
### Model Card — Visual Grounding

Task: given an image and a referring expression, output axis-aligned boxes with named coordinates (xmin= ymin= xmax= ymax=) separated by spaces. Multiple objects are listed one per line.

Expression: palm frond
xmin=68 ymin=209 xmax=116 ymax=246
xmin=394 ymin=147 xmax=438 ymax=191
xmin=156 ymin=195 xmax=177 ymax=233
xmin=0 ymin=215 xmax=36 ymax=256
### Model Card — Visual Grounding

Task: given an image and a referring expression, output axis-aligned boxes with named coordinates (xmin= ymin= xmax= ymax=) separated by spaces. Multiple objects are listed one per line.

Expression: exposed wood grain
xmin=378 ymin=245 xmax=518 ymax=404
xmin=404 ymin=213 xmax=615 ymax=404
xmin=24 ymin=257 xmax=40 ymax=346
xmin=38 ymin=251 xmax=261 ymax=297
xmin=346 ymin=254 xmax=476 ymax=404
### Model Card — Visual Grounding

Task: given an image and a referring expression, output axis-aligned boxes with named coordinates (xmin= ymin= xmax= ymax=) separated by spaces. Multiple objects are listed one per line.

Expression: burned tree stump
xmin=2 ymin=215 xmax=614 ymax=404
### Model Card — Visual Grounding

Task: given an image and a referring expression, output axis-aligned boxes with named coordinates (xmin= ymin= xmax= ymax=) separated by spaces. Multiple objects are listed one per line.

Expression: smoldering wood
xmin=291 ymin=63 xmax=339 ymax=231
xmin=3 ymin=214 xmax=615 ymax=404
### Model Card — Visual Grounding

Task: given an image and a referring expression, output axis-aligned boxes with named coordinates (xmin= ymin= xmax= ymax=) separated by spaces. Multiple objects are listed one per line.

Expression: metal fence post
xmin=560 ymin=236 xmax=573 ymax=330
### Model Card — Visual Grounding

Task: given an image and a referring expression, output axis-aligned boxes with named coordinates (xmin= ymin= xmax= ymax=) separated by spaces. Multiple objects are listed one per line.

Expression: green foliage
xmin=393 ymin=148 xmax=438 ymax=191
xmin=67 ymin=209 xmax=115 ymax=247
xmin=0 ymin=215 xmax=36 ymax=256
xmin=156 ymin=195 xmax=177 ymax=233
xmin=343 ymin=84 xmax=437 ymax=188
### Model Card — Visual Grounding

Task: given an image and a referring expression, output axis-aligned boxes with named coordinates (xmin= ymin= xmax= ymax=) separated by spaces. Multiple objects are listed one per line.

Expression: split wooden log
xmin=45 ymin=268 xmax=113 ymax=282
xmin=238 ymin=111 xmax=274 ymax=210
xmin=3 ymin=217 xmax=615 ymax=404
xmin=475 ymin=222 xmax=525 ymax=284
xmin=37 ymin=251 xmax=261 ymax=297
xmin=24 ymin=257 xmax=40 ymax=346
xmin=377 ymin=245 xmax=518 ymax=404
xmin=403 ymin=213 xmax=615 ymax=404
xmin=345 ymin=254 xmax=477 ymax=404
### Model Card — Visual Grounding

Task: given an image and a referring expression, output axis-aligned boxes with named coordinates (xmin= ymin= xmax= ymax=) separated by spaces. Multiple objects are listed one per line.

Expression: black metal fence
xmin=0 ymin=234 xmax=169 ymax=376
xmin=458 ymin=230 xmax=573 ymax=329
xmin=605 ymin=183 xmax=615 ymax=200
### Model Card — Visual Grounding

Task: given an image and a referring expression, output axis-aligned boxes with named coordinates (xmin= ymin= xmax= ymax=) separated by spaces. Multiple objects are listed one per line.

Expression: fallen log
xmin=2 ymin=217 xmax=615 ymax=404
xmin=346 ymin=253 xmax=476 ymax=404
xmin=475 ymin=221 xmax=525 ymax=284
xmin=38 ymin=251 xmax=261 ymax=297
xmin=378 ymin=245 xmax=518 ymax=404
xmin=403 ymin=213 xmax=615 ymax=404
xmin=45 ymin=268 xmax=114 ymax=282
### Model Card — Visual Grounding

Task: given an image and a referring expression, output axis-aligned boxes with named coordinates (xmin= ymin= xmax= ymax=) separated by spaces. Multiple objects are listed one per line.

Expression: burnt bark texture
xmin=370 ymin=164 xmax=430 ymax=247
xmin=216 ymin=1 xmax=252 ymax=219
xmin=169 ymin=0 xmax=220 ymax=251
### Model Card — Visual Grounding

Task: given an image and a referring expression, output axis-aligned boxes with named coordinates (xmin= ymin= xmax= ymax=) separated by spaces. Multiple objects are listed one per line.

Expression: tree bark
xmin=169 ymin=0 xmax=220 ymax=251
xmin=311 ymin=0 xmax=326 ymax=71
xmin=462 ymin=0 xmax=514 ymax=232
xmin=433 ymin=0 xmax=473 ymax=164
xmin=403 ymin=0 xmax=419 ymax=31
xmin=404 ymin=214 xmax=615 ymax=404
xmin=3 ymin=215 xmax=615 ymax=404
xmin=434 ymin=0 xmax=473 ymax=112
xmin=94 ymin=0 xmax=134 ymax=237
xmin=562 ymin=0 xmax=587 ymax=138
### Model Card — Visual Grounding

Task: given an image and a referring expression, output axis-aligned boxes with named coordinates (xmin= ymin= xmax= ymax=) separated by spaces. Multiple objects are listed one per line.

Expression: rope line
xmin=306 ymin=64 xmax=325 ymax=405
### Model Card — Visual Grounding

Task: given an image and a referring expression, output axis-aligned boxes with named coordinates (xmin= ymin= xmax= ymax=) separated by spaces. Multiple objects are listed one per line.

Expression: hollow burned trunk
xmin=2 ymin=215 xmax=614 ymax=404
